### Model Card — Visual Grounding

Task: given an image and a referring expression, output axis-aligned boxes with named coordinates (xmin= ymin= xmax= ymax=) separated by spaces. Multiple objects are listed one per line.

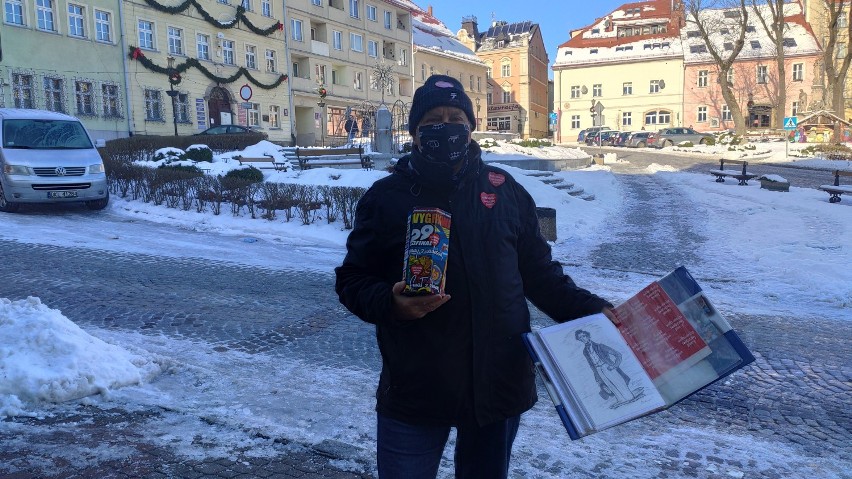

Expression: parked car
xmin=646 ymin=131 xmax=660 ymax=148
xmin=577 ymin=126 xmax=614 ymax=143
xmin=0 ymin=108 xmax=109 ymax=212
xmin=613 ymin=131 xmax=634 ymax=147
xmin=626 ymin=131 xmax=651 ymax=148
xmin=586 ymin=129 xmax=620 ymax=146
xmin=194 ymin=125 xmax=266 ymax=136
xmin=653 ymin=127 xmax=714 ymax=148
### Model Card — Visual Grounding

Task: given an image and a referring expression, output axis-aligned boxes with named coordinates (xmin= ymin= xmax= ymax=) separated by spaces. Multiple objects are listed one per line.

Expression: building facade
xmin=802 ymin=0 xmax=851 ymax=121
xmin=410 ymin=7 xmax=486 ymax=130
xmin=122 ymin=0 xmax=291 ymax=141
xmin=553 ymin=0 xmax=685 ymax=143
xmin=1 ymin=0 xmax=129 ymax=139
xmin=458 ymin=18 xmax=549 ymax=138
xmin=682 ymin=3 xmax=822 ymax=130
xmin=285 ymin=0 xmax=414 ymax=146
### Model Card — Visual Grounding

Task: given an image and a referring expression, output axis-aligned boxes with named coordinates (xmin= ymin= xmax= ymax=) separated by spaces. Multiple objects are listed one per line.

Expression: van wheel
xmin=664 ymin=140 xmax=673 ymax=147
xmin=637 ymin=142 xmax=646 ymax=148
xmin=699 ymin=138 xmax=707 ymax=145
xmin=0 ymin=183 xmax=20 ymax=213
xmin=86 ymin=193 xmax=109 ymax=211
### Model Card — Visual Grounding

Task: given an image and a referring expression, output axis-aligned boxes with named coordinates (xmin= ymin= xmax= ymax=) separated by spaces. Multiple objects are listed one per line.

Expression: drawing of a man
xmin=575 ymin=329 xmax=637 ymax=405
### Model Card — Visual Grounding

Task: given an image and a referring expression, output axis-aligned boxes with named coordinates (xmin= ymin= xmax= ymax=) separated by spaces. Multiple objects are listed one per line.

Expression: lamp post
xmin=475 ymin=97 xmax=481 ymax=131
xmin=166 ymin=56 xmax=181 ymax=136
xmin=317 ymin=85 xmax=327 ymax=147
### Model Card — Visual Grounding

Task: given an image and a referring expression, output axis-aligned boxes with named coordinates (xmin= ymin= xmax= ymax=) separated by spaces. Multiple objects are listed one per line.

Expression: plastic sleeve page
xmin=536 ymin=314 xmax=666 ymax=434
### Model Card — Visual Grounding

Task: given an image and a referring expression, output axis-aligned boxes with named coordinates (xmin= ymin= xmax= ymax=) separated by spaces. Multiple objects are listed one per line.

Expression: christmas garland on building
xmin=129 ymin=46 xmax=288 ymax=90
xmin=141 ymin=0 xmax=282 ymax=36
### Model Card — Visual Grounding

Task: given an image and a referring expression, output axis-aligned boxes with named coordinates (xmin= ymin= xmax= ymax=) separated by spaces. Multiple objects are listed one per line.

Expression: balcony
xmin=311 ymin=40 xmax=329 ymax=57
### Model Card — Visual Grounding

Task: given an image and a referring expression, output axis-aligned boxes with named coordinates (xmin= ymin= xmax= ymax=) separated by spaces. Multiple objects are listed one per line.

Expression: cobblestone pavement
xmin=0 ymin=152 xmax=849 ymax=478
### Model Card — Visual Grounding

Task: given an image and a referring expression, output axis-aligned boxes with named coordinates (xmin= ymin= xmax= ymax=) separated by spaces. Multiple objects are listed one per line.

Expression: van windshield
xmin=2 ymin=119 xmax=93 ymax=149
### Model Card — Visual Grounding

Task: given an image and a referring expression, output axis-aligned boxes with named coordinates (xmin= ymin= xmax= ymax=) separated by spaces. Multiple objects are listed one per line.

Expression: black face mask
xmin=416 ymin=123 xmax=471 ymax=166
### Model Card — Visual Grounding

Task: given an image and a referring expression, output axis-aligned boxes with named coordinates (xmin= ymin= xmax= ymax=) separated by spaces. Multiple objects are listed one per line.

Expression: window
xmin=5 ymin=0 xmax=24 ymax=25
xmin=782 ymin=38 xmax=797 ymax=48
xmin=622 ymin=111 xmax=632 ymax=127
xmin=485 ymin=67 xmax=491 ymax=78
xmin=333 ymin=30 xmax=342 ymax=50
xmin=43 ymin=77 xmax=64 ymax=112
xmin=590 ymin=49 xmax=598 ymax=54
xmin=12 ymin=73 xmax=34 ymax=109
xmin=222 ymin=39 xmax=235 ymax=65
xmin=292 ymin=62 xmax=299 ymax=78
xmin=791 ymin=101 xmax=799 ymax=117
xmin=384 ymin=10 xmax=391 ymax=29
xmin=168 ymin=27 xmax=183 ymax=55
xmin=687 ymin=30 xmax=700 ymax=38
xmin=349 ymin=0 xmax=359 ymax=19
xmin=750 ymin=40 xmax=761 ymax=49
xmin=469 ymin=75 xmax=474 ymax=91
xmin=501 ymin=62 xmax=510 ymax=77
xmin=245 ymin=45 xmax=257 ymax=69
xmin=241 ymin=0 xmax=251 ymax=11
xmin=839 ymin=13 xmax=849 ymax=28
xmin=792 ymin=63 xmax=803 ymax=82
xmin=420 ymin=64 xmax=426 ymax=80
xmin=486 ymin=92 xmax=492 ymax=104
xmin=354 ymin=71 xmax=362 ymax=90
xmin=649 ymin=80 xmax=661 ymax=93
xmin=368 ymin=40 xmax=377 ymax=57
xmin=36 ymin=0 xmax=54 ymax=31
xmin=477 ymin=77 xmax=481 ymax=92
xmin=369 ymin=73 xmax=378 ymax=90
xmin=315 ymin=64 xmax=326 ymax=84
xmin=724 ymin=11 xmax=741 ymax=19
xmin=571 ymin=85 xmax=580 ymax=98
xmin=727 ymin=69 xmax=734 ymax=85
xmin=592 ymin=84 xmax=602 ymax=97
xmin=144 ymin=89 xmax=163 ymax=121
xmin=757 ymin=65 xmax=768 ymax=84
xmin=68 ymin=4 xmax=85 ymax=37
xmin=690 ymin=44 xmax=707 ymax=53
xmin=502 ymin=89 xmax=511 ymax=103
xmin=623 ymin=82 xmax=632 ymax=95
xmin=95 ymin=10 xmax=111 ymax=42
xmin=265 ymin=49 xmax=276 ymax=72
xmin=76 ymin=80 xmax=95 ymax=115
xmin=697 ymin=106 xmax=708 ymax=122
xmin=350 ymin=33 xmax=363 ymax=52
xmin=487 ymin=116 xmax=511 ymax=131
xmin=170 ymin=92 xmax=187 ymax=122
xmin=367 ymin=4 xmax=376 ymax=21
xmin=269 ymin=105 xmax=280 ymax=128
xmin=724 ymin=42 xmax=733 ymax=51
xmin=745 ymin=25 xmax=756 ymax=33
xmin=138 ymin=20 xmax=154 ymax=49
xmin=311 ymin=0 xmax=321 ymax=5
xmin=837 ymin=42 xmax=848 ymax=59
xmin=291 ymin=19 xmax=303 ymax=41
xmin=102 ymin=83 xmax=120 ymax=117
xmin=247 ymin=102 xmax=260 ymax=126
xmin=197 ymin=34 xmax=210 ymax=60
xmin=400 ymin=48 xmax=407 ymax=66
xmin=261 ymin=0 xmax=270 ymax=17
xmin=571 ymin=115 xmax=581 ymax=129
xmin=698 ymin=70 xmax=708 ymax=87
xmin=722 ymin=105 xmax=732 ymax=121
xmin=645 ymin=110 xmax=671 ymax=125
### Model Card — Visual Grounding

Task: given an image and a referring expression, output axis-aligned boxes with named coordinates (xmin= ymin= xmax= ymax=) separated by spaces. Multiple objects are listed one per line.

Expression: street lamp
xmin=166 ymin=56 xmax=181 ymax=136
xmin=475 ymin=97 xmax=481 ymax=131
xmin=317 ymin=85 xmax=327 ymax=146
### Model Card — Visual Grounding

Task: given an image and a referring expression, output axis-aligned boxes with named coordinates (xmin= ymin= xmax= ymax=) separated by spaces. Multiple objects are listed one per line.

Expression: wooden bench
xmin=295 ymin=146 xmax=373 ymax=170
xmin=709 ymin=159 xmax=758 ymax=185
xmin=819 ymin=170 xmax=852 ymax=203
xmin=235 ymin=154 xmax=290 ymax=171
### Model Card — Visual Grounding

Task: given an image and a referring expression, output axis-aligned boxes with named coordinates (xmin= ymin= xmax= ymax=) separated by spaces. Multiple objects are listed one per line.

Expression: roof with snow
xmin=410 ymin=8 xmax=482 ymax=63
xmin=475 ymin=20 xmax=540 ymax=52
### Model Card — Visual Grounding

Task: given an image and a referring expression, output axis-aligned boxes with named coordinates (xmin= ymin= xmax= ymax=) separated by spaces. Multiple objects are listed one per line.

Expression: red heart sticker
xmin=488 ymin=172 xmax=506 ymax=187
xmin=411 ymin=264 xmax=423 ymax=276
xmin=480 ymin=192 xmax=497 ymax=209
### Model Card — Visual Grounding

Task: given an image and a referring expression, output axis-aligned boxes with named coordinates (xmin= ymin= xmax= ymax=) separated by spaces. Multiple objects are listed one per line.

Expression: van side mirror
xmin=95 ymin=139 xmax=106 ymax=148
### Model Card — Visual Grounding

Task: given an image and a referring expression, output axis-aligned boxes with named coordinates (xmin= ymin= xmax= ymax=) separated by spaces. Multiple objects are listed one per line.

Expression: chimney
xmin=428 ymin=5 xmax=433 ymax=16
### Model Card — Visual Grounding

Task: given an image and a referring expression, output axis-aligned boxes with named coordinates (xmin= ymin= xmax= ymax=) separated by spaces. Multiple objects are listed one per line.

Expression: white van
xmin=0 ymin=109 xmax=109 ymax=212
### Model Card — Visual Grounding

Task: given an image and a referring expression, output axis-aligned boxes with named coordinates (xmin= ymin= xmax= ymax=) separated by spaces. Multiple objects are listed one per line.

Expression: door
xmin=207 ymin=87 xmax=233 ymax=127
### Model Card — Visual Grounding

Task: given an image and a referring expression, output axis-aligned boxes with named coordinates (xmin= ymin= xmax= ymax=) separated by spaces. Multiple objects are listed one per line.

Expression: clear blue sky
xmin=421 ymin=0 xmax=629 ymax=66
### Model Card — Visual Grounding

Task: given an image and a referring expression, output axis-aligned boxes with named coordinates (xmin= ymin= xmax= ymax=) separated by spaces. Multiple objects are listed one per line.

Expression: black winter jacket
xmin=334 ymin=142 xmax=611 ymax=427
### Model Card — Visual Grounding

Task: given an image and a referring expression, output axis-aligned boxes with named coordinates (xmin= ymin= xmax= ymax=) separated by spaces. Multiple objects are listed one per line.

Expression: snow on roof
xmin=558 ymin=0 xmax=680 ymax=51
xmin=682 ymin=2 xmax=820 ymax=64
xmin=410 ymin=9 xmax=482 ymax=63
xmin=554 ymin=36 xmax=683 ymax=67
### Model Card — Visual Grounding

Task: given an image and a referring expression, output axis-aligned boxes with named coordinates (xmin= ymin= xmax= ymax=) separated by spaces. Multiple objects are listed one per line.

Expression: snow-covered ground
xmin=1 ymin=140 xmax=850 ymax=477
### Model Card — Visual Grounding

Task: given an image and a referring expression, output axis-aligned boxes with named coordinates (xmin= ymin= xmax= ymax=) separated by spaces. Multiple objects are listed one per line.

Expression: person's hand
xmin=602 ymin=307 xmax=620 ymax=326
xmin=391 ymin=281 xmax=451 ymax=320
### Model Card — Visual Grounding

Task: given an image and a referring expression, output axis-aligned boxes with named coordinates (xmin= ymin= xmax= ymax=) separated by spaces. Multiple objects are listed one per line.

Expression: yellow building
xmin=801 ymin=0 xmax=852 ymax=121
xmin=122 ymin=0 xmax=292 ymax=141
xmin=285 ymin=0 xmax=414 ymax=146
xmin=552 ymin=0 xmax=685 ymax=144
xmin=410 ymin=7 xmax=487 ymax=130
xmin=458 ymin=18 xmax=549 ymax=139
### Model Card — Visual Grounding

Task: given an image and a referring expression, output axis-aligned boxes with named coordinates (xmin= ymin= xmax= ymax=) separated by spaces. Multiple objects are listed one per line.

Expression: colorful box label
xmin=402 ymin=208 xmax=451 ymax=296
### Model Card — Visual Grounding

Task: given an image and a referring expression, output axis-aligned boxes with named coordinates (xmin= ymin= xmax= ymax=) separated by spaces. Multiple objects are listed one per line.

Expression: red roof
xmin=558 ymin=0 xmax=682 ymax=50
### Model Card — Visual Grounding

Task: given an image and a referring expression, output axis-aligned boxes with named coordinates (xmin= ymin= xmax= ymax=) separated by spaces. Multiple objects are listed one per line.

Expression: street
xmin=0 ymin=149 xmax=849 ymax=479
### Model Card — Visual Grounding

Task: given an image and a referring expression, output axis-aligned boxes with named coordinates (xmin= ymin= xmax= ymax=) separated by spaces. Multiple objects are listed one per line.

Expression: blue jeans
xmin=376 ymin=414 xmax=521 ymax=479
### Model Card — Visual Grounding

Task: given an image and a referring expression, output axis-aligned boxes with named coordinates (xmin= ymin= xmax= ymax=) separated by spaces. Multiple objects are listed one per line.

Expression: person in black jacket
xmin=335 ymin=74 xmax=615 ymax=479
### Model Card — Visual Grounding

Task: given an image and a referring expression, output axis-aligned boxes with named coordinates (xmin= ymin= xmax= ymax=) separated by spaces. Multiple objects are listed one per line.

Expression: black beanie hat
xmin=408 ymin=74 xmax=476 ymax=136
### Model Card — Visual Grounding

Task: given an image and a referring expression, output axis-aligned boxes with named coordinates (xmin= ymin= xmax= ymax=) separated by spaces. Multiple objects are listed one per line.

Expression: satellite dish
xmin=659 ymin=80 xmax=666 ymax=90
xmin=581 ymin=86 xmax=588 ymax=94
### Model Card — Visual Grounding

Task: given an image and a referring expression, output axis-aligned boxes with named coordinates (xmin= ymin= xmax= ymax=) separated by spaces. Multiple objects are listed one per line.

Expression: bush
xmin=703 ymin=136 xmax=716 ymax=146
xmin=479 ymin=139 xmax=498 ymax=149
xmin=224 ymin=166 xmax=264 ymax=184
xmin=153 ymin=147 xmax=184 ymax=163
xmin=679 ymin=141 xmax=694 ymax=148
xmin=158 ymin=164 xmax=205 ymax=177
xmin=515 ymin=138 xmax=552 ymax=148
xmin=185 ymin=145 xmax=214 ymax=162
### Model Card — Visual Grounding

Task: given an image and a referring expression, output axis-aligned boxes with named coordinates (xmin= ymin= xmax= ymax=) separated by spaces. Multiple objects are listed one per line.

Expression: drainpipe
xmin=117 ymin=0 xmax=135 ymax=136
xmin=281 ymin=0 xmax=296 ymax=145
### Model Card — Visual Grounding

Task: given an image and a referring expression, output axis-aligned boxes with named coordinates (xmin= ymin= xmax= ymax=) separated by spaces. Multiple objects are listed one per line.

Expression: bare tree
xmin=751 ymin=0 xmax=788 ymax=128
xmin=686 ymin=0 xmax=750 ymax=135
xmin=371 ymin=61 xmax=395 ymax=106
xmin=817 ymin=0 xmax=852 ymax=123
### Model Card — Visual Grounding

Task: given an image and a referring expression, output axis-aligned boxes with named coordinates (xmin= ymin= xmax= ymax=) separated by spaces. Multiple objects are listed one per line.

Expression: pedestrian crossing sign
xmin=783 ymin=117 xmax=798 ymax=130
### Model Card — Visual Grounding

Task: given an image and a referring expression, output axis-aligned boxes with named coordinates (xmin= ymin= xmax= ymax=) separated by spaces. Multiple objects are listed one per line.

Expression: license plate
xmin=48 ymin=191 xmax=78 ymax=198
